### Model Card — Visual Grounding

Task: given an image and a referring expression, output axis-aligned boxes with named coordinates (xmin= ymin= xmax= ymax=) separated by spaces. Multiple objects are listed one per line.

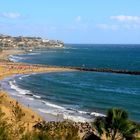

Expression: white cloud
xmin=97 ymin=23 xmax=140 ymax=30
xmin=110 ymin=15 xmax=140 ymax=22
xmin=96 ymin=15 xmax=140 ymax=31
xmin=0 ymin=12 xmax=22 ymax=19
xmin=75 ymin=16 xmax=82 ymax=22
xmin=96 ymin=24 xmax=119 ymax=30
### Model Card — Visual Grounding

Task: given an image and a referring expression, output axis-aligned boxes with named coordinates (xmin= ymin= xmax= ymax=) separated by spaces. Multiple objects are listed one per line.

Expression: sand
xmin=0 ymin=49 xmax=75 ymax=131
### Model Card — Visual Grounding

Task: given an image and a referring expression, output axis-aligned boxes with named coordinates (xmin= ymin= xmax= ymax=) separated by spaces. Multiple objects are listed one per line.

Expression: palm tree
xmin=92 ymin=108 xmax=139 ymax=140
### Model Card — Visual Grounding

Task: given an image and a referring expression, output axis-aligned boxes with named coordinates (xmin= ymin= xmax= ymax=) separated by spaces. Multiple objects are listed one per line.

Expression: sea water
xmin=2 ymin=44 xmax=140 ymax=122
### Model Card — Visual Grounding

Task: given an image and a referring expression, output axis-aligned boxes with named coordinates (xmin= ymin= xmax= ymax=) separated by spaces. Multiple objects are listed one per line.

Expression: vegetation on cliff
xmin=0 ymin=98 xmax=80 ymax=140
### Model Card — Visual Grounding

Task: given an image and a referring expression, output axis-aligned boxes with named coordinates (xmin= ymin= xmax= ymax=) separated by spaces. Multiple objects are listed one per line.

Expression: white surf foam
xmin=28 ymin=53 xmax=41 ymax=55
xmin=38 ymin=108 xmax=59 ymax=116
xmin=7 ymin=78 xmax=106 ymax=123
xmin=91 ymin=112 xmax=105 ymax=117
xmin=63 ymin=113 xmax=90 ymax=122
xmin=38 ymin=108 xmax=90 ymax=122
xmin=19 ymin=75 xmax=30 ymax=80
xmin=9 ymin=81 xmax=30 ymax=95
xmin=78 ymin=110 xmax=88 ymax=115
xmin=42 ymin=101 xmax=65 ymax=110
xmin=33 ymin=95 xmax=41 ymax=99
xmin=9 ymin=55 xmax=23 ymax=62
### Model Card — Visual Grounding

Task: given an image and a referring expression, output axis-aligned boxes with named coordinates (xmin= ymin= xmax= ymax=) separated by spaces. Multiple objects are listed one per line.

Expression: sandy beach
xmin=0 ymin=49 xmax=75 ymax=130
xmin=0 ymin=50 xmax=90 ymax=139
xmin=0 ymin=49 xmax=95 ymax=140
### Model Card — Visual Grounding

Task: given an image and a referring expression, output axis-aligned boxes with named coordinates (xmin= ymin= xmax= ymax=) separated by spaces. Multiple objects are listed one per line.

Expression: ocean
xmin=1 ymin=44 xmax=140 ymax=122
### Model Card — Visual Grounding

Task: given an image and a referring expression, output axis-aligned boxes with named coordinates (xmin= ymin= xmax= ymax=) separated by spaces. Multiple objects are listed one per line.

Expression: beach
xmin=0 ymin=47 xmax=140 ymax=139
xmin=0 ymin=49 xmax=75 ymax=129
xmin=0 ymin=49 xmax=97 ymax=139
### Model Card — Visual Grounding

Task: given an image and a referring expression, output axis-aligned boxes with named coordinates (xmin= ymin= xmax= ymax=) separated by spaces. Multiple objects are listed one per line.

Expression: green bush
xmin=93 ymin=108 xmax=140 ymax=140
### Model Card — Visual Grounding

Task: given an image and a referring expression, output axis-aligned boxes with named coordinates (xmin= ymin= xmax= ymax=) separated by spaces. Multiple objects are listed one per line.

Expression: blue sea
xmin=1 ymin=44 xmax=140 ymax=122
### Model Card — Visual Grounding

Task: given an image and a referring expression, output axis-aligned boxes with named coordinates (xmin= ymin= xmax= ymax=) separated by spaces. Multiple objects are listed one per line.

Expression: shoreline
xmin=0 ymin=49 xmax=140 ymax=139
xmin=0 ymin=74 xmax=66 ymax=122
xmin=0 ymin=72 xmax=94 ymax=139
xmin=0 ymin=49 xmax=76 ymax=125
xmin=1 ymin=73 xmax=99 ymax=123
xmin=0 ymin=49 xmax=139 ymax=123
xmin=0 ymin=49 xmax=93 ymax=138
xmin=0 ymin=61 xmax=75 ymax=113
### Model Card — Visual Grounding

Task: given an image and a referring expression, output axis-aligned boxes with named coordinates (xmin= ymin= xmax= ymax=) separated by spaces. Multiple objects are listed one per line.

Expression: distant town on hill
xmin=0 ymin=34 xmax=64 ymax=51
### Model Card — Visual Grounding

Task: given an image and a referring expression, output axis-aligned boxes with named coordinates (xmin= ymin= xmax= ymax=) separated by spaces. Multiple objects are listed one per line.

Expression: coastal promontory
xmin=0 ymin=34 xmax=64 ymax=51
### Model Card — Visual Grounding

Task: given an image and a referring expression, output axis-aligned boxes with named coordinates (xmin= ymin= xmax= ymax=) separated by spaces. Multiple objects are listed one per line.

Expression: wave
xmin=7 ymin=78 xmax=105 ymax=123
xmin=96 ymin=87 xmax=137 ymax=95
xmin=19 ymin=75 xmax=30 ymax=80
xmin=9 ymin=80 xmax=42 ymax=99
xmin=9 ymin=55 xmax=24 ymax=62
xmin=63 ymin=114 xmax=90 ymax=122
xmin=33 ymin=95 xmax=41 ymax=99
xmin=38 ymin=103 xmax=105 ymax=122
xmin=38 ymin=108 xmax=94 ymax=122
xmin=38 ymin=108 xmax=60 ymax=116
xmin=41 ymin=101 xmax=65 ymax=110
xmin=38 ymin=108 xmax=90 ymax=122
xmin=27 ymin=53 xmax=41 ymax=55
xmin=9 ymin=81 xmax=31 ymax=95
xmin=90 ymin=112 xmax=105 ymax=117
xmin=64 ymin=46 xmax=77 ymax=50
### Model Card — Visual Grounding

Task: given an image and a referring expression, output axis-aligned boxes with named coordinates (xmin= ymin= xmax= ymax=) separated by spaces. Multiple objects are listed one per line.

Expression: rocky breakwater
xmin=0 ymin=34 xmax=64 ymax=51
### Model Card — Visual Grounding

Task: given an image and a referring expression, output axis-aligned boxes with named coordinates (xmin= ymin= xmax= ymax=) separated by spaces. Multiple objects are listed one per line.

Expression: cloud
xmin=96 ymin=24 xmax=119 ymax=30
xmin=96 ymin=15 xmax=140 ymax=31
xmin=0 ymin=12 xmax=22 ymax=19
xmin=96 ymin=23 xmax=140 ymax=30
xmin=110 ymin=15 xmax=140 ymax=22
xmin=75 ymin=16 xmax=82 ymax=22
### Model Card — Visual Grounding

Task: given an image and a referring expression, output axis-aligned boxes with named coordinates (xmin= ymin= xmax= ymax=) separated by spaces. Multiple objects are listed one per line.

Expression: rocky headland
xmin=0 ymin=34 xmax=64 ymax=51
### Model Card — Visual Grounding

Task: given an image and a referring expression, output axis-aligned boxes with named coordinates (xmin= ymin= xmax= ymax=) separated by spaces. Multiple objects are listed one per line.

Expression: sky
xmin=0 ymin=0 xmax=140 ymax=44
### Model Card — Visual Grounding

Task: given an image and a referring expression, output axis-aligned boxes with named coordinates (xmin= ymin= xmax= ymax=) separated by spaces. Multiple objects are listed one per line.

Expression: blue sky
xmin=0 ymin=0 xmax=140 ymax=44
